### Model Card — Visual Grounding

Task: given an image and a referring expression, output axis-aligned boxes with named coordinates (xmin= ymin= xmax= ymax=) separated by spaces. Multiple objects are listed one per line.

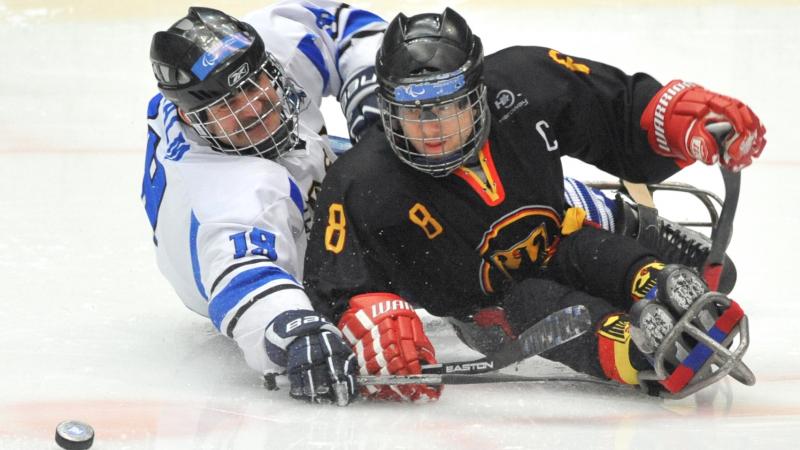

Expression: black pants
xmin=501 ymin=227 xmax=656 ymax=378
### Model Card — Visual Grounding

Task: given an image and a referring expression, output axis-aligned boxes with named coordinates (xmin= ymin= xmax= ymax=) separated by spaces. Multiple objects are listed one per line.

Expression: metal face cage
xmin=184 ymin=55 xmax=301 ymax=159
xmin=379 ymin=83 xmax=490 ymax=177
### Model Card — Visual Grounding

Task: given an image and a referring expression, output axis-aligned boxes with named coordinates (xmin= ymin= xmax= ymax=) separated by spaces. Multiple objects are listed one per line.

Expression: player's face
xmin=204 ymin=72 xmax=283 ymax=148
xmin=397 ymin=99 xmax=475 ymax=157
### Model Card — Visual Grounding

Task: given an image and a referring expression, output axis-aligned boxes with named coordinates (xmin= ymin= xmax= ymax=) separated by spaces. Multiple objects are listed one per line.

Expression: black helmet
xmin=375 ymin=8 xmax=489 ymax=176
xmin=150 ymin=7 xmax=300 ymax=158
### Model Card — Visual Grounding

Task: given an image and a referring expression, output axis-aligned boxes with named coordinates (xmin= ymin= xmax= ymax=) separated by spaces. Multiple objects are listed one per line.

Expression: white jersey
xmin=245 ymin=0 xmax=386 ymax=136
xmin=142 ymin=0 xmax=385 ymax=373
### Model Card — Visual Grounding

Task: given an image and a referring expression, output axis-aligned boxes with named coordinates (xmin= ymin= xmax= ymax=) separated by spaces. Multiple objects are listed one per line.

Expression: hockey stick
xmin=359 ymin=304 xmax=592 ymax=385
xmin=697 ymin=122 xmax=757 ymax=388
xmin=358 ymin=372 xmax=627 ymax=387
xmin=634 ymin=123 xmax=753 ymax=398
xmin=703 ymin=122 xmax=740 ymax=291
xmin=263 ymin=305 xmax=590 ymax=389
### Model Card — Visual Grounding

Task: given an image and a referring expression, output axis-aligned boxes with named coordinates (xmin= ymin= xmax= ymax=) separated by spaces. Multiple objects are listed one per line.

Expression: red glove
xmin=337 ymin=292 xmax=442 ymax=401
xmin=641 ymin=80 xmax=766 ymax=172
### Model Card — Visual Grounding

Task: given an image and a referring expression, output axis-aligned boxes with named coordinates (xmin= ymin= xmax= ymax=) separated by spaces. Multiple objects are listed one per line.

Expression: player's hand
xmin=265 ymin=310 xmax=357 ymax=405
xmin=338 ymin=292 xmax=442 ymax=401
xmin=341 ymin=66 xmax=381 ymax=142
xmin=641 ymin=80 xmax=766 ymax=172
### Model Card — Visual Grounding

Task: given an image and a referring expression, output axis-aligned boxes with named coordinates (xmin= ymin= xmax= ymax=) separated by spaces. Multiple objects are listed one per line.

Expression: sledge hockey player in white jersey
xmin=143 ymin=2 xmax=386 ymax=405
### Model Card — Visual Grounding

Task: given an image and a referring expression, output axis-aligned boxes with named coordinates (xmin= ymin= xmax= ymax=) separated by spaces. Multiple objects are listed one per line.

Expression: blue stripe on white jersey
xmin=575 ymin=179 xmax=601 ymax=223
xmin=303 ymin=5 xmax=337 ymax=38
xmin=209 ymin=265 xmax=299 ymax=330
xmin=166 ymin=134 xmax=191 ymax=161
xmin=143 ymin=96 xmax=167 ymax=238
xmin=288 ymin=178 xmax=304 ymax=215
xmin=341 ymin=9 xmax=384 ymax=39
xmin=563 ymin=177 xmax=617 ymax=232
xmin=297 ymin=34 xmax=330 ymax=91
xmin=189 ymin=212 xmax=208 ymax=301
xmin=147 ymin=93 xmax=162 ymax=119
xmin=162 ymin=101 xmax=179 ymax=136
xmin=155 ymin=98 xmax=191 ymax=161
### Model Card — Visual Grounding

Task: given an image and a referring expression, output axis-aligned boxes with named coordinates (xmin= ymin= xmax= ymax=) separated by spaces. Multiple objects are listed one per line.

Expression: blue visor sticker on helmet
xmin=191 ymin=32 xmax=252 ymax=81
xmin=394 ymin=74 xmax=465 ymax=102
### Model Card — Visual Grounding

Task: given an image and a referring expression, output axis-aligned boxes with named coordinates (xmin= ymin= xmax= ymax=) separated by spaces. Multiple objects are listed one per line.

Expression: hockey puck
xmin=55 ymin=420 xmax=94 ymax=450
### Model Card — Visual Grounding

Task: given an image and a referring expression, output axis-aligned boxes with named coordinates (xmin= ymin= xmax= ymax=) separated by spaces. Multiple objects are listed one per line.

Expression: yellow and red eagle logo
xmin=477 ymin=206 xmax=561 ymax=294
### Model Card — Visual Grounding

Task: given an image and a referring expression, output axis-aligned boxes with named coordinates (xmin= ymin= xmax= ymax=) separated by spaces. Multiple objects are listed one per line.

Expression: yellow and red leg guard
xmin=630 ymin=261 xmax=665 ymax=302
xmin=597 ymin=313 xmax=640 ymax=385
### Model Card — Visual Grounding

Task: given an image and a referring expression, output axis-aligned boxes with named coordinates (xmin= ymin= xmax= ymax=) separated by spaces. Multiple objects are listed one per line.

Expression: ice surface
xmin=1 ymin=1 xmax=798 ymax=449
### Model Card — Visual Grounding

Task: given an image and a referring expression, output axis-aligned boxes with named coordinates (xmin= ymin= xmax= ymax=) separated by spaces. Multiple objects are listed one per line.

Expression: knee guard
xmin=596 ymin=312 xmax=648 ymax=386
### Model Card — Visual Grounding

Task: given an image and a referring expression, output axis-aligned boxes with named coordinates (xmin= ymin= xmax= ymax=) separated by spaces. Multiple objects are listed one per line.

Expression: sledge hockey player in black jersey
xmin=304 ymin=8 xmax=765 ymax=400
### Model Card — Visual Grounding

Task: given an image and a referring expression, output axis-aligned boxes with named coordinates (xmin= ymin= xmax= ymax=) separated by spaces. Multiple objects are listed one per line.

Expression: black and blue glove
xmin=340 ymin=66 xmax=381 ymax=143
xmin=265 ymin=310 xmax=357 ymax=405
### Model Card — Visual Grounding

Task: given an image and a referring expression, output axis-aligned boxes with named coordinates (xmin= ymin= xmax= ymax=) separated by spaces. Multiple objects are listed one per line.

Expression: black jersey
xmin=305 ymin=46 xmax=680 ymax=320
